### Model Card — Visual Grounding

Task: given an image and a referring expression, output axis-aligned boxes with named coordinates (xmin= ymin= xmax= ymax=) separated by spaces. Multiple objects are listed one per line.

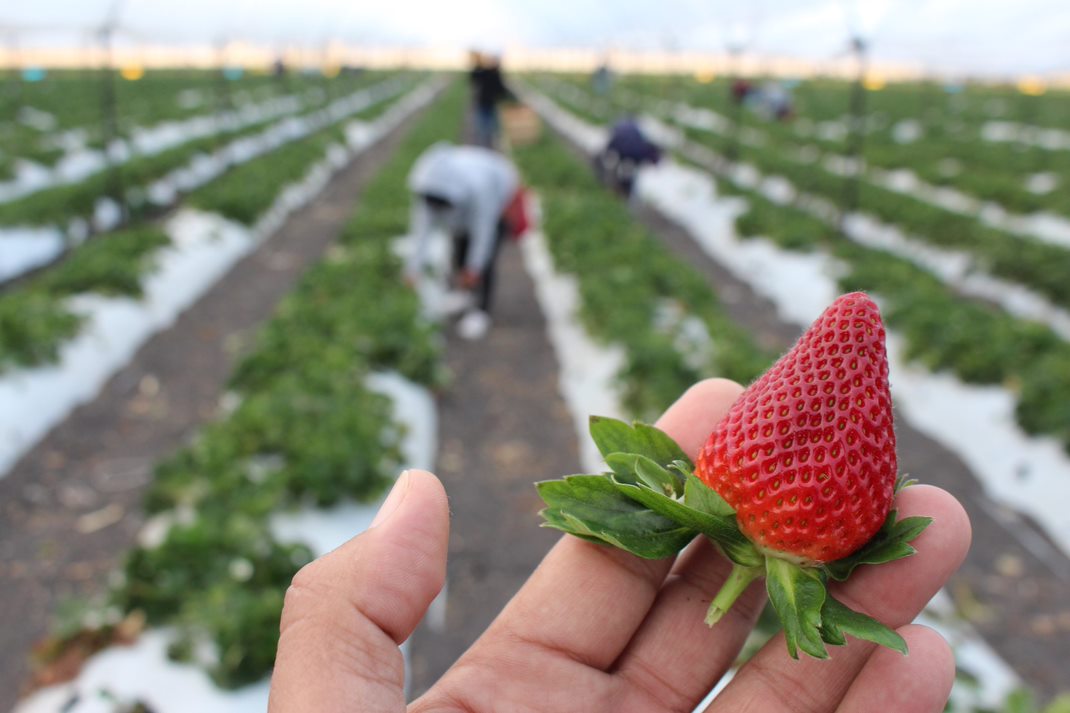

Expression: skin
xmin=459 ymin=268 xmax=481 ymax=290
xmin=268 ymin=378 xmax=970 ymax=713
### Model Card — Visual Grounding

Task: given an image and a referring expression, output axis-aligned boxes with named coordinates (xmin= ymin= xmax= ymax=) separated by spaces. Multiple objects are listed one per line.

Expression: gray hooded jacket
xmin=406 ymin=143 xmax=519 ymax=277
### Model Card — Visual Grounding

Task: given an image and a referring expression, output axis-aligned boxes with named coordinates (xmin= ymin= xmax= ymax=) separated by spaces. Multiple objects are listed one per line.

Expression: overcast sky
xmin=3 ymin=0 xmax=1069 ymax=77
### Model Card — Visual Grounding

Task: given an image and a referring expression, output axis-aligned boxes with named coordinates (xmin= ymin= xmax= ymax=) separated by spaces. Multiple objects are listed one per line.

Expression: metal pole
xmin=99 ymin=25 xmax=127 ymax=223
xmin=215 ymin=38 xmax=232 ymax=116
xmin=99 ymin=0 xmax=128 ymax=224
xmin=841 ymin=36 xmax=868 ymax=229
xmin=726 ymin=47 xmax=743 ymax=162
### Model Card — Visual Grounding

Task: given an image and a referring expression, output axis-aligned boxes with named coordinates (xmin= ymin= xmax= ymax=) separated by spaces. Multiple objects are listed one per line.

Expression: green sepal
xmin=611 ymin=476 xmax=762 ymax=567
xmin=895 ymin=473 xmax=919 ymax=493
xmin=819 ymin=595 xmax=908 ymax=655
xmin=536 ymin=475 xmax=695 ymax=559
xmin=589 ymin=416 xmax=693 ymax=469
xmin=603 ymin=453 xmax=642 ymax=485
xmin=825 ymin=510 xmax=933 ymax=582
xmin=605 ymin=453 xmax=684 ymax=496
xmin=764 ymin=557 xmax=829 ymax=660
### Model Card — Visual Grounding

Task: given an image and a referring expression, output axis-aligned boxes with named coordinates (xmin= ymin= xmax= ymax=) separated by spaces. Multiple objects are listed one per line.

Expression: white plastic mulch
xmin=14 ymin=371 xmax=437 ymax=713
xmin=0 ymin=89 xmax=313 ymax=205
xmin=0 ymin=80 xmax=441 ymax=479
xmin=519 ymin=227 xmax=627 ymax=472
xmin=0 ymin=77 xmax=420 ymax=285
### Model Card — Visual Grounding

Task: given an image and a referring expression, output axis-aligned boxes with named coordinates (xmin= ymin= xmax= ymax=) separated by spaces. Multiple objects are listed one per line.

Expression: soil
xmin=0 ymin=101 xmax=431 ymax=711
xmin=405 ymin=238 xmax=574 ymax=696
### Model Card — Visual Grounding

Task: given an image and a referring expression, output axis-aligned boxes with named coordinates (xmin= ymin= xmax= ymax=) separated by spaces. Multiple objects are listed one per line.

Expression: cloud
xmin=2 ymin=0 xmax=1069 ymax=75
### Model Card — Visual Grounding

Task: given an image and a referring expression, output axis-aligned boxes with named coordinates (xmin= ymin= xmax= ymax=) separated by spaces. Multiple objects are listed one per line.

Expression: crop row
xmin=35 ymin=80 xmax=461 ymax=690
xmin=512 ymin=122 xmax=772 ymax=421
xmin=677 ymin=123 xmax=1070 ymax=314
xmin=0 ymin=70 xmax=357 ymax=174
xmin=719 ymin=178 xmax=1070 ymax=451
xmin=531 ymin=83 xmax=1070 ymax=454
xmin=535 ymin=78 xmax=1070 ymax=320
xmin=0 ymin=73 xmax=414 ymax=231
xmin=545 ymin=73 xmax=1070 ymax=219
xmin=610 ymin=72 xmax=1070 ymax=144
xmin=0 ymin=79 xmax=422 ymax=374
xmin=668 ymin=77 xmax=1069 ymax=217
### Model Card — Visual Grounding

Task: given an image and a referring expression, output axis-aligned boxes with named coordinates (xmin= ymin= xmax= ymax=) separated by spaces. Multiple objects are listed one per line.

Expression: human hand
xmin=268 ymin=378 xmax=970 ymax=713
xmin=459 ymin=269 xmax=481 ymax=290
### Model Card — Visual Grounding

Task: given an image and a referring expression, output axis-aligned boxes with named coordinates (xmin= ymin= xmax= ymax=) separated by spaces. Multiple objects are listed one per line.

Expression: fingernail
xmin=370 ymin=470 xmax=412 ymax=528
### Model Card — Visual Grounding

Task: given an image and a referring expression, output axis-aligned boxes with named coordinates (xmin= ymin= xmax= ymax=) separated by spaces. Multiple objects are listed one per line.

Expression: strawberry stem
xmin=705 ymin=562 xmax=764 ymax=626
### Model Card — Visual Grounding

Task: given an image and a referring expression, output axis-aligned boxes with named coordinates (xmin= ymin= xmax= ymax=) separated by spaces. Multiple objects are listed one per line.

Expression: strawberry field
xmin=1 ymin=65 xmax=1069 ymax=713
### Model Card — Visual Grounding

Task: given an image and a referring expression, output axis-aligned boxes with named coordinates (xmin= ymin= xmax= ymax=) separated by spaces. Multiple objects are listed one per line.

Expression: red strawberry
xmin=539 ymin=291 xmax=927 ymax=658
xmin=695 ymin=292 xmax=896 ymax=564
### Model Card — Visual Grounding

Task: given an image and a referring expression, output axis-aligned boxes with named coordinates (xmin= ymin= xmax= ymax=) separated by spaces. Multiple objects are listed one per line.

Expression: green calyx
xmin=535 ymin=416 xmax=932 ymax=660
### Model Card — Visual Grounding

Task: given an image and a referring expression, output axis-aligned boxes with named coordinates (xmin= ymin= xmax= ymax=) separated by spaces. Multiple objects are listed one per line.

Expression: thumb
xmin=269 ymin=470 xmax=450 ymax=713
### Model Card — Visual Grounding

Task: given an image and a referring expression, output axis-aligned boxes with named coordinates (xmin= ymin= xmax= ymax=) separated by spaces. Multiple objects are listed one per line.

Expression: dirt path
xmin=0 ymin=103 xmax=430 ymax=710
xmin=405 ymin=236 xmax=573 ymax=695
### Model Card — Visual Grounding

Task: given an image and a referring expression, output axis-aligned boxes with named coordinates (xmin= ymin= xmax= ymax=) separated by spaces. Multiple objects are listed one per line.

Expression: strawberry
xmin=695 ymin=291 xmax=896 ymax=564
xmin=537 ymin=292 xmax=930 ymax=659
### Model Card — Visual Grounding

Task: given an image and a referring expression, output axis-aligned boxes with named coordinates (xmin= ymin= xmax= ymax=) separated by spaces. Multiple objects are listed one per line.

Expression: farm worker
xmin=592 ymin=61 xmax=613 ymax=96
xmin=469 ymin=50 xmax=515 ymax=148
xmin=268 ymin=379 xmax=971 ymax=712
xmin=405 ymin=142 xmax=526 ymax=339
xmin=595 ymin=115 xmax=663 ymax=198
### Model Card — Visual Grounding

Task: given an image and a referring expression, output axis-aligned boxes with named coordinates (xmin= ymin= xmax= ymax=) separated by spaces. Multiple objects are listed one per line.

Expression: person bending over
xmin=405 ymin=142 xmax=521 ymax=339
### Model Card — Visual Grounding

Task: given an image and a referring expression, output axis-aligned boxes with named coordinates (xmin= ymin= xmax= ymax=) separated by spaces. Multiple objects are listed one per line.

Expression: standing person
xmin=405 ymin=142 xmax=523 ymax=339
xmin=591 ymin=61 xmax=613 ymax=96
xmin=469 ymin=51 xmax=514 ymax=149
xmin=595 ymin=114 xmax=663 ymax=198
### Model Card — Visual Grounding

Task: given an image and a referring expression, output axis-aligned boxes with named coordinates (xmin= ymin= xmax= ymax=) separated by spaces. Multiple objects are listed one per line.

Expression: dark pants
xmin=473 ymin=105 xmax=500 ymax=148
xmin=594 ymin=151 xmax=639 ymax=197
xmin=452 ymin=222 xmax=505 ymax=314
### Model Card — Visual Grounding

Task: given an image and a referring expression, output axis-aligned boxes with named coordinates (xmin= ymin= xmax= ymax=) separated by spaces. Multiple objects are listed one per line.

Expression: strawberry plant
xmin=513 ymin=128 xmax=771 ymax=420
xmin=538 ymin=293 xmax=930 ymax=658
xmin=63 ymin=80 xmax=465 ymax=688
xmin=0 ymin=225 xmax=169 ymax=371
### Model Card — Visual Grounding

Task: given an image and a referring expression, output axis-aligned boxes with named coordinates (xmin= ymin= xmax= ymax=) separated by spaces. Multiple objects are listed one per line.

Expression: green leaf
xmin=603 ymin=452 xmax=685 ymax=495
xmin=820 ymin=595 xmax=908 ymax=655
xmin=610 ymin=477 xmax=762 ymax=567
xmin=825 ymin=511 xmax=933 ymax=581
xmin=636 ymin=454 xmax=684 ymax=496
xmin=589 ymin=417 xmax=692 ymax=468
xmin=603 ymin=453 xmax=643 ymax=485
xmin=819 ymin=618 xmax=847 ymax=647
xmin=537 ymin=475 xmax=695 ymax=559
xmin=765 ymin=558 xmax=829 ymax=659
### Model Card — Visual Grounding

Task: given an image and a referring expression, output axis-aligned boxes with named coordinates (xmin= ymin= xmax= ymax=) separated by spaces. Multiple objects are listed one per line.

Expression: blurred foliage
xmin=96 ymin=78 xmax=463 ymax=688
xmin=533 ymin=73 xmax=1070 ymax=454
xmin=0 ymin=226 xmax=167 ymax=371
xmin=0 ymin=74 xmax=418 ymax=375
xmin=513 ymin=128 xmax=773 ymax=420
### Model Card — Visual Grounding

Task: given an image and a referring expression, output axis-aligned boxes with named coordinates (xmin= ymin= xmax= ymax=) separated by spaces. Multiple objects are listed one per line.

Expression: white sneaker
xmin=457 ymin=310 xmax=491 ymax=340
